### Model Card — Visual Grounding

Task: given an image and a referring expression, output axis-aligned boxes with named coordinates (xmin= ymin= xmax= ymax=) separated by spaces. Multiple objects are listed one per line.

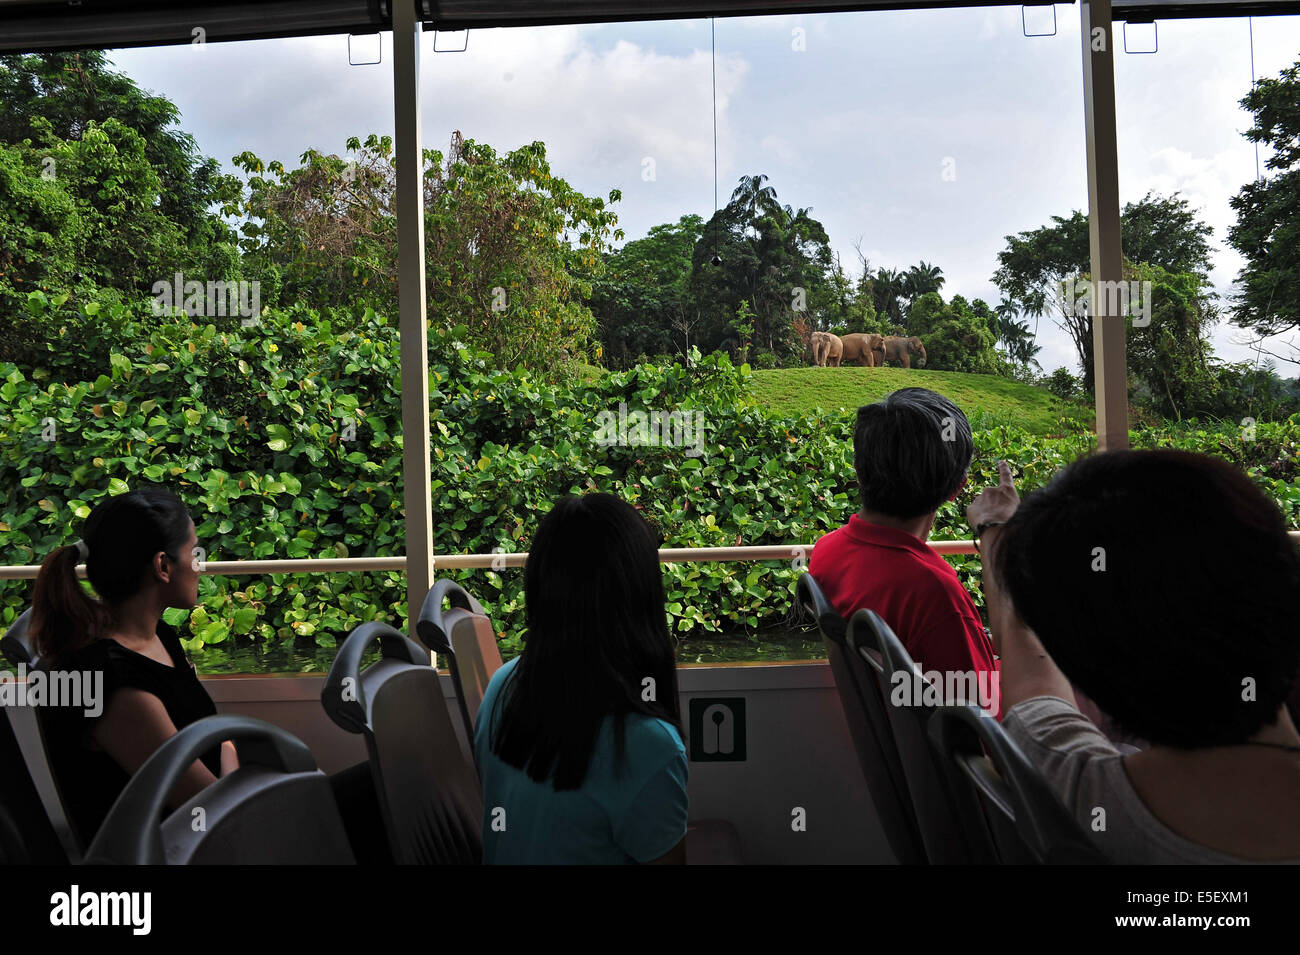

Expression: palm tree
xmin=992 ymin=302 xmax=1042 ymax=369
xmin=730 ymin=174 xmax=780 ymax=224
xmin=904 ymin=261 xmax=946 ymax=302
xmin=992 ymin=300 xmax=1021 ymax=342
xmin=869 ymin=267 xmax=907 ymax=324
xmin=1005 ymin=321 xmax=1042 ymax=368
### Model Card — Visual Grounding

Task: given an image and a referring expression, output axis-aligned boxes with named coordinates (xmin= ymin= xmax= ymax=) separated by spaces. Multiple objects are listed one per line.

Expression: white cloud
xmin=105 ymin=9 xmax=1300 ymax=379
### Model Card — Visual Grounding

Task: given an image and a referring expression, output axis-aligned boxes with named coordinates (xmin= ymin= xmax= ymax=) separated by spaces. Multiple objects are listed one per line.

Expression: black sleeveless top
xmin=41 ymin=621 xmax=220 ymax=846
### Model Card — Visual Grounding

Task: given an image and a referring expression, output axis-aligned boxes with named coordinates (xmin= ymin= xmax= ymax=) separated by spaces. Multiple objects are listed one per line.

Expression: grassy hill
xmin=749 ymin=366 xmax=1090 ymax=435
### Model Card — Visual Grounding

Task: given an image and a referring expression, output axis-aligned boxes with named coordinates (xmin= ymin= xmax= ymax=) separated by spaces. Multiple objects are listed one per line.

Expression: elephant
xmin=809 ymin=331 xmax=828 ymax=366
xmin=810 ymin=331 xmax=843 ymax=367
xmin=840 ymin=333 xmax=885 ymax=367
xmin=881 ymin=335 xmax=927 ymax=369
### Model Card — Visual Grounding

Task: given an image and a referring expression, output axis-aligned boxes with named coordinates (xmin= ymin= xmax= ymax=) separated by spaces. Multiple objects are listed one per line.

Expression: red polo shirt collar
xmin=844 ymin=514 xmax=939 ymax=561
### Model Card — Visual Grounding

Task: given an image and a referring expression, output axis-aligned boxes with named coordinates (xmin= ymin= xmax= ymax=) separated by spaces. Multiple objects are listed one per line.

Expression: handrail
xmin=1 ymin=533 xmax=1296 ymax=579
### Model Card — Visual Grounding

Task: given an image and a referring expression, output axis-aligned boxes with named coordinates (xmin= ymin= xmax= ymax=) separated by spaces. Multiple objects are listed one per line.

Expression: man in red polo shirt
xmin=809 ymin=387 xmax=999 ymax=713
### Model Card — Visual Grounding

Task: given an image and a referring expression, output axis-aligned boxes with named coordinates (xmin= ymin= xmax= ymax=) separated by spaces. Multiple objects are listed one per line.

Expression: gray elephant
xmin=880 ymin=335 xmax=927 ymax=368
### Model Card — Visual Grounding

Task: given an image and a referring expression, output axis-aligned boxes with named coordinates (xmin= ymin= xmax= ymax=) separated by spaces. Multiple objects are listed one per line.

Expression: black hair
xmin=996 ymin=449 xmax=1300 ymax=748
xmin=31 ymin=487 xmax=193 ymax=666
xmin=490 ymin=493 xmax=682 ymax=790
xmin=853 ymin=387 xmax=973 ymax=518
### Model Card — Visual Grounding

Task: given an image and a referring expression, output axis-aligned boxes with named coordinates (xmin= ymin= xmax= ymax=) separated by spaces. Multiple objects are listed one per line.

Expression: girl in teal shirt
xmin=474 ymin=493 xmax=688 ymax=864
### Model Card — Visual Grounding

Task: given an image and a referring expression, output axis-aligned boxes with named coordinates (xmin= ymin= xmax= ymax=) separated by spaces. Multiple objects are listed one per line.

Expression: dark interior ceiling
xmin=0 ymin=0 xmax=1297 ymax=52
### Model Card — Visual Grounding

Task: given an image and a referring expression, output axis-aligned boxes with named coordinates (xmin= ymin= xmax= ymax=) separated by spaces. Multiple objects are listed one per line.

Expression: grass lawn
xmin=749 ymin=366 xmax=1091 ymax=435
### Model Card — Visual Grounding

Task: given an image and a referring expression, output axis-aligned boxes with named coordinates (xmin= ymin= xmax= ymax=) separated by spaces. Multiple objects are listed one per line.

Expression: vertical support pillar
xmin=393 ymin=0 xmax=434 ymax=636
xmin=1081 ymin=0 xmax=1129 ymax=450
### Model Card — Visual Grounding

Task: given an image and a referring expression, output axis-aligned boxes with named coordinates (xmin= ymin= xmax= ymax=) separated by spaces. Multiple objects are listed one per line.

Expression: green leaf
xmin=161 ymin=608 xmax=190 ymax=627
xmin=198 ymin=620 xmax=230 ymax=644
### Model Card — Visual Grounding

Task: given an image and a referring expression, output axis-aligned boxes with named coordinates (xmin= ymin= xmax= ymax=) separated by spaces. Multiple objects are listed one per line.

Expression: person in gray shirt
xmin=968 ymin=452 xmax=1300 ymax=864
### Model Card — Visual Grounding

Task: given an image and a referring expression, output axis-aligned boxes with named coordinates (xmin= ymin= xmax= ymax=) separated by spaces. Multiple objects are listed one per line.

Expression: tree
xmin=865 ymin=266 xmax=908 ymax=326
xmin=689 ymin=174 xmax=835 ymax=362
xmin=1228 ymin=57 xmax=1300 ymax=362
xmin=1121 ymin=262 xmax=1219 ymax=421
xmin=228 ymin=132 xmax=623 ymax=373
xmin=732 ymin=299 xmax=756 ymax=365
xmin=588 ymin=214 xmax=703 ymax=367
xmin=0 ymin=141 xmax=78 ymax=311
xmin=991 ymin=301 xmax=1042 ymax=375
xmin=1044 ymin=367 xmax=1083 ymax=402
xmin=902 ymin=260 xmax=945 ymax=309
xmin=0 ymin=117 xmax=203 ymax=299
xmin=730 ymin=173 xmax=780 ymax=228
xmin=905 ymin=293 xmax=1003 ymax=374
xmin=820 ymin=254 xmax=879 ymax=336
xmin=992 ymin=192 xmax=1214 ymax=384
xmin=229 ymin=135 xmax=397 ymax=311
xmin=0 ymin=52 xmax=238 ymax=272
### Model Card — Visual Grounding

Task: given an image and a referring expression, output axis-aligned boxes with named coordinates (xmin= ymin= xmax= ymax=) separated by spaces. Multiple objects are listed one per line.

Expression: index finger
xmin=998 ymin=460 xmax=1014 ymax=487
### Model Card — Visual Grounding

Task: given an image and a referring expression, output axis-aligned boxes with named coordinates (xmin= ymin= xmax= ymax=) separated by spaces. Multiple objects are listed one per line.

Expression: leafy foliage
xmin=589 ymin=214 xmax=703 ymax=368
xmin=4 ymin=290 xmax=1296 ymax=666
xmin=0 ymin=52 xmax=237 ymax=268
xmin=228 ymin=132 xmax=622 ymax=374
xmin=688 ymin=175 xmax=837 ymax=362
xmin=992 ymin=193 xmax=1214 ymax=384
xmin=905 ymin=293 xmax=1005 ymax=374
xmin=1229 ymin=57 xmax=1300 ymax=348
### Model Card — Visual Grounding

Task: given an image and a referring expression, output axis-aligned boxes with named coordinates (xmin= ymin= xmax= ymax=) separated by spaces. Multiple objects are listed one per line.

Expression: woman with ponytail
xmin=32 ymin=487 xmax=237 ymax=846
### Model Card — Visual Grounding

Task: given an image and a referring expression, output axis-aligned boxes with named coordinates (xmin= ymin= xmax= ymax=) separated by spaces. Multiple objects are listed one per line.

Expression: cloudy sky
xmin=109 ymin=7 xmax=1300 ymax=375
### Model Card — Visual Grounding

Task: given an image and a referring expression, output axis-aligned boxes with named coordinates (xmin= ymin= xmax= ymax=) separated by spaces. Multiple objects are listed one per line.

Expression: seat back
xmin=857 ymin=609 xmax=997 ymax=864
xmin=0 ymin=629 xmax=86 ymax=861
xmin=322 ymin=621 xmax=483 ymax=864
xmin=2 ymin=608 xmax=36 ymax=667
xmin=796 ymin=575 xmax=926 ymax=864
xmin=0 ymin=704 xmax=70 ymax=864
xmin=85 ymin=714 xmax=354 ymax=864
xmin=416 ymin=579 xmax=502 ymax=743
xmin=928 ymin=704 xmax=1108 ymax=864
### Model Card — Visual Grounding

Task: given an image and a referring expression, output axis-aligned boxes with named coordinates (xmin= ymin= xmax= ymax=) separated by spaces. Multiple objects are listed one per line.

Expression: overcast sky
xmin=109 ymin=7 xmax=1300 ymax=376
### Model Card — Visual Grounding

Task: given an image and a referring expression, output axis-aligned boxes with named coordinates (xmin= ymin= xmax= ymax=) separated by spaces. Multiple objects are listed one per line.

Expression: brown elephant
xmin=810 ymin=331 xmax=843 ymax=367
xmin=840 ymin=333 xmax=886 ymax=367
xmin=809 ymin=331 xmax=828 ymax=366
xmin=881 ymin=335 xmax=927 ymax=368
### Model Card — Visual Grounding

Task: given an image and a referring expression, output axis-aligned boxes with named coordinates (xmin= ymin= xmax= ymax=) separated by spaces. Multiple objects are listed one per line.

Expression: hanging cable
xmin=710 ymin=17 xmax=722 ymax=266
xmin=1249 ymin=17 xmax=1261 ymax=183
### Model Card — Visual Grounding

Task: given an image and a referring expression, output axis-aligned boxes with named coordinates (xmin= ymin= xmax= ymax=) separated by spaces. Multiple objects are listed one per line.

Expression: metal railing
xmin=4 ymin=533 xmax=1298 ymax=580
xmin=0 ymin=540 xmax=995 ymax=579
xmin=3 ymin=533 xmax=1299 ymax=579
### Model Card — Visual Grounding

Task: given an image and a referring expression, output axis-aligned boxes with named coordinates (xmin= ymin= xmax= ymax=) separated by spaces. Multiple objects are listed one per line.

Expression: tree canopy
xmin=1229 ymin=57 xmax=1300 ymax=357
xmin=992 ymin=192 xmax=1215 ymax=384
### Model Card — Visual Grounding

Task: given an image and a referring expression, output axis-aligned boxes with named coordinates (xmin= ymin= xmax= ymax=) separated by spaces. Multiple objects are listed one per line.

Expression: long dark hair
xmin=30 ymin=487 xmax=193 ymax=666
xmin=491 ymin=493 xmax=682 ymax=791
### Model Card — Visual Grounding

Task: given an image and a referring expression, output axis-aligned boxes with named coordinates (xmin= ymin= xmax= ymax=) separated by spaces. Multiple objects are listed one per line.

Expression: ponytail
xmin=30 ymin=544 xmax=107 ymax=667
xmin=29 ymin=487 xmax=192 ymax=667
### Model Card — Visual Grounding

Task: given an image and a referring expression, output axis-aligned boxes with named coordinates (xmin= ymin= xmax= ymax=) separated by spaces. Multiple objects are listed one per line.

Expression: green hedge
xmin=2 ymin=289 xmax=1297 ymax=659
